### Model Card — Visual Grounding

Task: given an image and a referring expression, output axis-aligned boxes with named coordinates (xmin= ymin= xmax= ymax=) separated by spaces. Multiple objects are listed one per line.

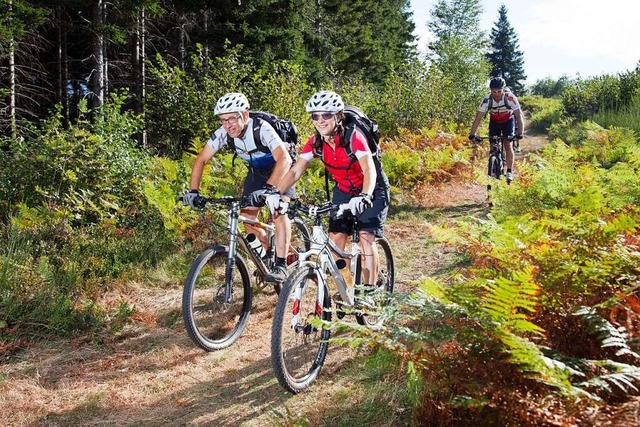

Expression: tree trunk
xmin=91 ymin=0 xmax=105 ymax=109
xmin=134 ymin=7 xmax=147 ymax=148
xmin=203 ymin=10 xmax=209 ymax=60
xmin=9 ymin=0 xmax=17 ymax=138
xmin=57 ymin=7 xmax=69 ymax=127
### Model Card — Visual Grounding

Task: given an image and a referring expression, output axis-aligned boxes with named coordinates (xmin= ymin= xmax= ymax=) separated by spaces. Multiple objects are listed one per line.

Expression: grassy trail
xmin=0 ymin=136 xmax=550 ymax=427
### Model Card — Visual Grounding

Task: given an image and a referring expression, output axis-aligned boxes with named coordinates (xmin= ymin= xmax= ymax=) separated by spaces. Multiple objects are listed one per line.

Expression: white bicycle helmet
xmin=305 ymin=90 xmax=344 ymax=113
xmin=214 ymin=92 xmax=250 ymax=115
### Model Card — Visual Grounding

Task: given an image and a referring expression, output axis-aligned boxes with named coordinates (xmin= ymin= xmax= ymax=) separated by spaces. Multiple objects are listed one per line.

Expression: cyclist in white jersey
xmin=182 ymin=92 xmax=294 ymax=283
xmin=469 ymin=77 xmax=524 ymax=183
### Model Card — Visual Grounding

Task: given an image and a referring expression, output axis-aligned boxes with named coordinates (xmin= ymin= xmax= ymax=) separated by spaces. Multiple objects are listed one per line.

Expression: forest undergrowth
xmin=2 ymin=131 xmax=640 ymax=427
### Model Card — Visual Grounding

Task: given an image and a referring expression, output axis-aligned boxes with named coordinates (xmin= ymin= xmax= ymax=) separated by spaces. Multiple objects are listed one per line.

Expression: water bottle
xmin=246 ymin=233 xmax=266 ymax=259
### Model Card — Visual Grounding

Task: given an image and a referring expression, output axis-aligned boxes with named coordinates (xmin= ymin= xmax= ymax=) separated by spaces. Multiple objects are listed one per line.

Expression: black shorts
xmin=328 ymin=182 xmax=389 ymax=238
xmin=243 ymin=165 xmax=295 ymax=198
xmin=489 ymin=116 xmax=515 ymax=139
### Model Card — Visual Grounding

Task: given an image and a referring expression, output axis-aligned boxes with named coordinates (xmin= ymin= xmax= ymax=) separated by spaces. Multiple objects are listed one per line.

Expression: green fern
xmin=481 ymin=266 xmax=544 ymax=335
xmin=574 ymin=306 xmax=640 ymax=359
xmin=578 ymin=359 xmax=640 ymax=394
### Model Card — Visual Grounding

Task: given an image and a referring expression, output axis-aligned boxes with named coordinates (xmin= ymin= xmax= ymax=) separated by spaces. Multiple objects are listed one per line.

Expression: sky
xmin=409 ymin=0 xmax=640 ymax=86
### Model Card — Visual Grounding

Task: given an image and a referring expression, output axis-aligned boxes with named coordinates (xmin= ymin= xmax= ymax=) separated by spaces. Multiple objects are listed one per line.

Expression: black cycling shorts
xmin=489 ymin=116 xmax=515 ymax=139
xmin=328 ymin=183 xmax=389 ymax=238
xmin=243 ymin=165 xmax=295 ymax=198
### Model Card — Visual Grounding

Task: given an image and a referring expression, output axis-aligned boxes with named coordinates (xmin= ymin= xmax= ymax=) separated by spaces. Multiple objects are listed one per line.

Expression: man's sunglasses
xmin=310 ymin=112 xmax=334 ymax=121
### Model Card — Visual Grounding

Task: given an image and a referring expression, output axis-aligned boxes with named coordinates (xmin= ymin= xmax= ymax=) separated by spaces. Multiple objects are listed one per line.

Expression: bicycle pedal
xmin=333 ymin=292 xmax=346 ymax=319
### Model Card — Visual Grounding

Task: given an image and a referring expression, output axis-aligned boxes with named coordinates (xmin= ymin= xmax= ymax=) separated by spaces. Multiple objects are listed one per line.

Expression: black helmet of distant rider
xmin=489 ymin=76 xmax=506 ymax=90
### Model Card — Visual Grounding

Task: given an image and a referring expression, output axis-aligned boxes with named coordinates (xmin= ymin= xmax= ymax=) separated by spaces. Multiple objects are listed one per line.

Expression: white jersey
xmin=477 ymin=91 xmax=520 ymax=124
xmin=207 ymin=118 xmax=283 ymax=168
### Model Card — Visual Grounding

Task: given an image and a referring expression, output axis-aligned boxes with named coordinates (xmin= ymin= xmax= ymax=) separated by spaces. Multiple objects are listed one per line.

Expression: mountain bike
xmin=473 ymin=135 xmax=514 ymax=188
xmin=182 ymin=196 xmax=311 ymax=351
xmin=271 ymin=200 xmax=394 ymax=393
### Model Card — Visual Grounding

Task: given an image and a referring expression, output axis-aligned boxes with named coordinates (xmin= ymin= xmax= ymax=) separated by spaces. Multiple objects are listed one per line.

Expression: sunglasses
xmin=310 ymin=112 xmax=334 ymax=121
xmin=220 ymin=114 xmax=242 ymax=126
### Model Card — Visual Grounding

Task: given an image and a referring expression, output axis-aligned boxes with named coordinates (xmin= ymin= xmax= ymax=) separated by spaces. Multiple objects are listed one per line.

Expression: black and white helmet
xmin=305 ymin=90 xmax=344 ymax=113
xmin=214 ymin=92 xmax=250 ymax=115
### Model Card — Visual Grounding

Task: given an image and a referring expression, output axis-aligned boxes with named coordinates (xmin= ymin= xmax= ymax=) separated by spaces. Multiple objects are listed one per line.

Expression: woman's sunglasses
xmin=310 ymin=112 xmax=334 ymax=121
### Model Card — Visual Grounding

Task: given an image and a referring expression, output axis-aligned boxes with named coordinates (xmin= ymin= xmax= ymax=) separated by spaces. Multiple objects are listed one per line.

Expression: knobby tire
xmin=182 ymin=248 xmax=252 ymax=351
xmin=271 ymin=266 xmax=332 ymax=393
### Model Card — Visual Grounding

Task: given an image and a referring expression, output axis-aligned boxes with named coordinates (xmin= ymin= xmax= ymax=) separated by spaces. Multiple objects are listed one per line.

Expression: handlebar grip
xmin=193 ymin=196 xmax=207 ymax=208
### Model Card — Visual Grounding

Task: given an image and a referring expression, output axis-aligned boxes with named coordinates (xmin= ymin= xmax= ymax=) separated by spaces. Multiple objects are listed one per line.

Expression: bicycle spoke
xmin=183 ymin=249 xmax=252 ymax=351
xmin=272 ymin=267 xmax=331 ymax=393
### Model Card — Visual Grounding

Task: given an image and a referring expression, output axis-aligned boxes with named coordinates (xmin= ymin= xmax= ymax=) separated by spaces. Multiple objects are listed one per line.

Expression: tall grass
xmin=592 ymin=92 xmax=640 ymax=136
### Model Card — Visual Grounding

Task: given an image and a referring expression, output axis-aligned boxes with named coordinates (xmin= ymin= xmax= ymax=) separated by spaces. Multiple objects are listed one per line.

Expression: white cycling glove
xmin=265 ymin=193 xmax=288 ymax=215
xmin=183 ymin=190 xmax=200 ymax=207
xmin=250 ymin=185 xmax=277 ymax=207
xmin=346 ymin=193 xmax=373 ymax=216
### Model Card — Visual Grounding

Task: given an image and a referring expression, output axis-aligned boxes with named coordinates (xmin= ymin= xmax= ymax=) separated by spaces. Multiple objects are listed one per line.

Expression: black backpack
xmin=227 ymin=110 xmax=299 ymax=165
xmin=313 ymin=105 xmax=382 ymax=161
xmin=314 ymin=105 xmax=383 ymax=197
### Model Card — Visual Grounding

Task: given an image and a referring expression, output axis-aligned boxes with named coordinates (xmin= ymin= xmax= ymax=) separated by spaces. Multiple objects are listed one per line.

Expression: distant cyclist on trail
xmin=182 ymin=92 xmax=294 ymax=284
xmin=469 ymin=76 xmax=524 ymax=183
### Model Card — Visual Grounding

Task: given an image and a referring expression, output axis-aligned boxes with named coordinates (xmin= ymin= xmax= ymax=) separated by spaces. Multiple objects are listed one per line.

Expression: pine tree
xmin=486 ymin=4 xmax=526 ymax=94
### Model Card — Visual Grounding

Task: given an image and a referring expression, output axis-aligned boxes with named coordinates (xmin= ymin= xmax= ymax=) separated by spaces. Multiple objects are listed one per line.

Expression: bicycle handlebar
xmin=473 ymin=135 xmax=515 ymax=143
xmin=190 ymin=195 xmax=255 ymax=209
xmin=288 ymin=199 xmax=354 ymax=219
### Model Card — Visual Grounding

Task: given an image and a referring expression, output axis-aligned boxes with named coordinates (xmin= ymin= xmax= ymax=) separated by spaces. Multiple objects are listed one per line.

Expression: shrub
xmin=519 ymin=95 xmax=564 ymax=133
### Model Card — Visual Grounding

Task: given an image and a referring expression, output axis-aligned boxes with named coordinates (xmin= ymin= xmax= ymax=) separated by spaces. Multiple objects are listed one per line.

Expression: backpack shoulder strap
xmin=250 ymin=117 xmax=271 ymax=154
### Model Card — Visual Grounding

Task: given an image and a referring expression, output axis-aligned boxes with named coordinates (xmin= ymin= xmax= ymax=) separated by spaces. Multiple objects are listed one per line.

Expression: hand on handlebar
xmin=265 ymin=193 xmax=288 ymax=215
xmin=183 ymin=190 xmax=206 ymax=208
xmin=249 ymin=184 xmax=277 ymax=207
xmin=468 ymin=133 xmax=482 ymax=143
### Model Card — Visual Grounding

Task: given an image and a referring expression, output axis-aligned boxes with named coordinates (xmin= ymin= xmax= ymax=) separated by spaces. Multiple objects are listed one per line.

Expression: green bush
xmin=0 ymin=94 xmax=149 ymax=226
xmin=519 ymin=95 xmax=564 ymax=133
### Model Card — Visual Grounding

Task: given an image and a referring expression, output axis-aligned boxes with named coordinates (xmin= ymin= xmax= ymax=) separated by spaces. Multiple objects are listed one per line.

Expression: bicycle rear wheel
xmin=182 ymin=248 xmax=252 ymax=351
xmin=356 ymin=237 xmax=395 ymax=327
xmin=271 ymin=266 xmax=331 ymax=393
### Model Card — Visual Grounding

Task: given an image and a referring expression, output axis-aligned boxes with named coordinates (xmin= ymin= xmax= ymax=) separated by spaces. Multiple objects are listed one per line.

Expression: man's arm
xmin=469 ymin=110 xmax=485 ymax=136
xmin=189 ymin=144 xmax=216 ymax=190
xmin=514 ymin=108 xmax=525 ymax=135
xmin=267 ymin=144 xmax=293 ymax=187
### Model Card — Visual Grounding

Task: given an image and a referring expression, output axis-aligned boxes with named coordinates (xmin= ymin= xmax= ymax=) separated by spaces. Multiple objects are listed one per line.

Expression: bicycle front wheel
xmin=182 ymin=247 xmax=252 ymax=351
xmin=271 ymin=266 xmax=332 ymax=393
xmin=488 ymin=154 xmax=502 ymax=179
xmin=356 ymin=236 xmax=395 ymax=327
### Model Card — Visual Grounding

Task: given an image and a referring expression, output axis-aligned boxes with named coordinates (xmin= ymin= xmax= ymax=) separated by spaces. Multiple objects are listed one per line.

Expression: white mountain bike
xmin=270 ymin=200 xmax=394 ymax=392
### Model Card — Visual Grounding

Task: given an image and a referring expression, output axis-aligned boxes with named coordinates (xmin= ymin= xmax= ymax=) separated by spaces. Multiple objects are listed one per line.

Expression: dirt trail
xmin=0 ymin=136 xmax=550 ymax=427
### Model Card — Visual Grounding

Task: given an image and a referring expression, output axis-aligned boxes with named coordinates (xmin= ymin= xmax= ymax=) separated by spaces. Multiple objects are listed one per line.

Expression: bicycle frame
xmin=211 ymin=197 xmax=275 ymax=303
xmin=293 ymin=204 xmax=363 ymax=312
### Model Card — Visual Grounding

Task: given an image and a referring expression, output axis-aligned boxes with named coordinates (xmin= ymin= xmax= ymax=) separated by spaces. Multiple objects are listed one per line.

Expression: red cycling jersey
xmin=298 ymin=129 xmax=371 ymax=194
